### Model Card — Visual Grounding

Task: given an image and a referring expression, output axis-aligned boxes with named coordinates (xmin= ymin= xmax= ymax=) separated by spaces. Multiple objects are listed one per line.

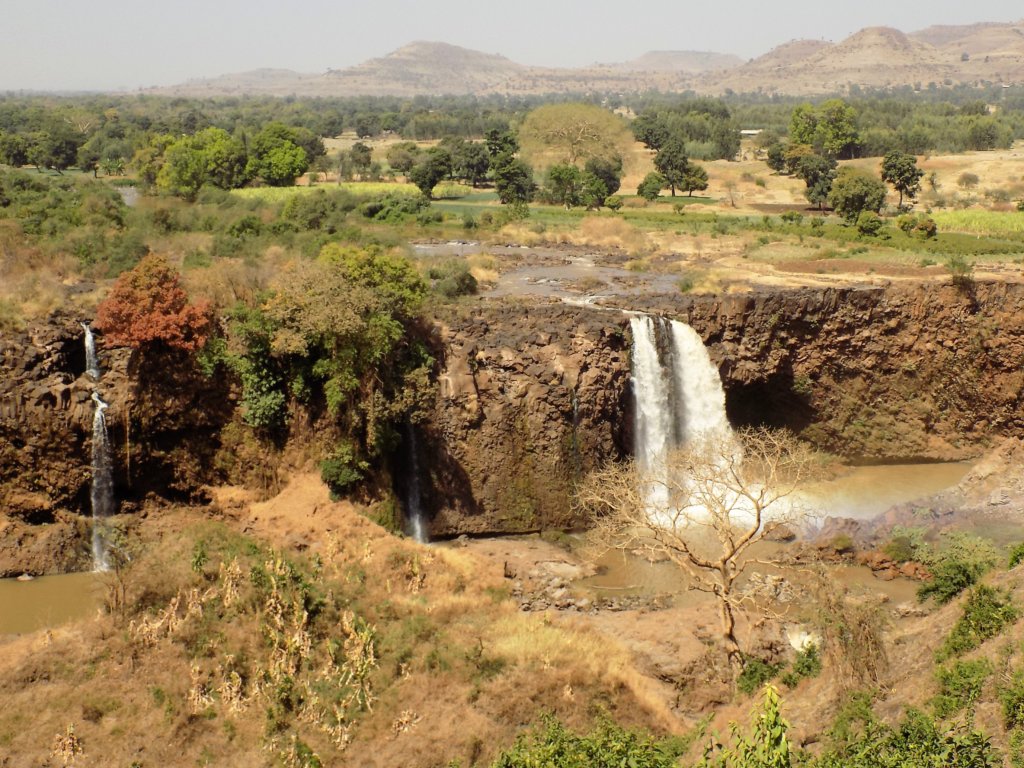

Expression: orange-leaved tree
xmin=95 ymin=254 xmax=212 ymax=352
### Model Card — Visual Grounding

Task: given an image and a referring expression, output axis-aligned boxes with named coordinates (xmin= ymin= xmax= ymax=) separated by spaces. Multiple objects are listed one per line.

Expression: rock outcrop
xmin=639 ymin=281 xmax=1024 ymax=461
xmin=5 ymin=280 xmax=1024 ymax=558
xmin=0 ymin=316 xmax=232 ymax=575
xmin=422 ymin=303 xmax=631 ymax=536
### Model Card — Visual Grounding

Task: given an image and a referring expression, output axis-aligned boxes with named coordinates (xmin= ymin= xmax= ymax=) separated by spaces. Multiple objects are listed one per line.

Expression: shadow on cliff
xmin=724 ymin=368 xmax=817 ymax=433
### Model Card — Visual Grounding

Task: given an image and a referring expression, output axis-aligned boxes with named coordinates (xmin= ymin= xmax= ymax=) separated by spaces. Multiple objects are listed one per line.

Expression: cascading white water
xmin=403 ymin=425 xmax=427 ymax=543
xmin=90 ymin=392 xmax=115 ymax=571
xmin=667 ymin=320 xmax=730 ymax=444
xmin=82 ymin=323 xmax=100 ymax=380
xmin=630 ymin=315 xmax=731 ymax=509
xmin=629 ymin=316 xmax=676 ymax=475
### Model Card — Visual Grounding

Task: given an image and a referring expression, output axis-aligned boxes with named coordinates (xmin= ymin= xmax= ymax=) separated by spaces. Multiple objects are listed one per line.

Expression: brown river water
xmin=0 ymin=463 xmax=968 ymax=635
xmin=579 ymin=462 xmax=970 ymax=602
xmin=0 ymin=571 xmax=103 ymax=636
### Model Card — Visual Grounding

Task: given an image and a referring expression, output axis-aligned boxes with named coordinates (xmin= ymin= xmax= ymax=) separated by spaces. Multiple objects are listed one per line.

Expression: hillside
xmin=149 ymin=20 xmax=1024 ymax=98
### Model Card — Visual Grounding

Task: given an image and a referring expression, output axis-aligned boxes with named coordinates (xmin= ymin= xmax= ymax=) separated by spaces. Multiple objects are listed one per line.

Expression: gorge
xmin=2 ymin=279 xmax=1023 ymax=574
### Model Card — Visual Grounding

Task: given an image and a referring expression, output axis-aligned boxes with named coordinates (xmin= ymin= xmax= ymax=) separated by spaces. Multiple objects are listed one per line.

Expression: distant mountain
xmin=705 ymin=23 xmax=1024 ymax=95
xmin=613 ymin=50 xmax=743 ymax=73
xmin=321 ymin=41 xmax=525 ymax=96
xmin=148 ymin=21 xmax=1024 ymax=99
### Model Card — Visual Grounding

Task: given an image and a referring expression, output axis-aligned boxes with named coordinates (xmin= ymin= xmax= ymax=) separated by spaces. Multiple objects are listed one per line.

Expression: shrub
xmin=884 ymin=535 xmax=917 ymax=563
xmin=932 ymin=659 xmax=993 ymax=719
xmin=896 ymin=213 xmax=937 ymax=239
xmin=918 ymin=559 xmax=987 ymax=605
xmin=320 ymin=441 xmax=367 ymax=494
xmin=427 ymin=260 xmax=478 ymax=298
xmin=605 ymin=195 xmax=623 ymax=211
xmin=1002 ymin=667 xmax=1024 ymax=730
xmin=938 ymin=585 xmax=1017 ymax=660
xmin=1009 ymin=542 xmax=1024 ymax=569
xmin=491 ymin=716 xmax=681 ymax=768
xmin=781 ymin=643 xmax=822 ymax=688
xmin=946 ymin=254 xmax=974 ymax=290
xmin=94 ymin=254 xmax=212 ymax=352
xmin=855 ymin=211 xmax=884 ymax=236
xmin=737 ymin=656 xmax=781 ymax=695
xmin=809 ymin=707 xmax=999 ymax=768
xmin=957 ymin=172 xmax=980 ymax=190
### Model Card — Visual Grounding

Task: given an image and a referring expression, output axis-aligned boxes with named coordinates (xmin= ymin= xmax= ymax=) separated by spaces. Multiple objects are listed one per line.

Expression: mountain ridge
xmin=147 ymin=21 xmax=1024 ymax=98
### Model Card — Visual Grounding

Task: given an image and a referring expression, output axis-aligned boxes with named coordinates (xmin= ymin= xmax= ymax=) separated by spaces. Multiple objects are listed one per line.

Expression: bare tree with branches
xmin=575 ymin=427 xmax=822 ymax=677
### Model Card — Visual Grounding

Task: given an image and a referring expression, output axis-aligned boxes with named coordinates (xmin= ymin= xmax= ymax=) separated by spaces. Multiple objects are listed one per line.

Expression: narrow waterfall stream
xmin=403 ymin=425 xmax=428 ymax=543
xmin=90 ymin=392 xmax=114 ymax=571
xmin=82 ymin=323 xmax=100 ymax=380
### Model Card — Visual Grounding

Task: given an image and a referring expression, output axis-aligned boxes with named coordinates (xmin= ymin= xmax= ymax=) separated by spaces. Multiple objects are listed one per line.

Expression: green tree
xmin=408 ymin=148 xmax=452 ymax=198
xmin=246 ymin=123 xmax=310 ymax=187
xmin=881 ymin=150 xmax=925 ymax=208
xmin=583 ymin=155 xmax=622 ymax=197
xmin=790 ymin=99 xmax=860 ymax=158
xmin=765 ymin=142 xmax=787 ymax=173
xmin=451 ymin=140 xmax=490 ymax=187
xmin=637 ymin=171 xmax=666 ymax=201
xmin=545 ymin=163 xmax=582 ymax=208
xmin=828 ymin=167 xmax=888 ymax=224
xmin=653 ymin=135 xmax=691 ymax=197
xmin=492 ymin=156 xmax=535 ymax=206
xmin=158 ymin=127 xmax=248 ymax=200
xmin=385 ymin=142 xmax=419 ymax=176
xmin=349 ymin=142 xmax=373 ymax=178
xmin=793 ymin=154 xmax=837 ymax=210
xmin=680 ymin=162 xmax=709 ymax=197
xmin=0 ymin=133 xmax=29 ymax=167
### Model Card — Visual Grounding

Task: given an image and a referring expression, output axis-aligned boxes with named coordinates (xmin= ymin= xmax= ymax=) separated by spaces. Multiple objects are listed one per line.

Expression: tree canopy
xmin=880 ymin=150 xmax=924 ymax=208
xmin=519 ymin=103 xmax=631 ymax=168
xmin=828 ymin=167 xmax=888 ymax=223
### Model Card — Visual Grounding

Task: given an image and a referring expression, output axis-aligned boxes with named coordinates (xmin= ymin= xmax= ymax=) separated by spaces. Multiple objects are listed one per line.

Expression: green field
xmin=230 ymin=182 xmax=420 ymax=202
xmin=932 ymin=209 xmax=1024 ymax=236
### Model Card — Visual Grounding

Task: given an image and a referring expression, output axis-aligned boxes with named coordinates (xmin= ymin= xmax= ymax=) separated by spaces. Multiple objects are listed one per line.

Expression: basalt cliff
xmin=3 ymin=281 xmax=1022 ymax=573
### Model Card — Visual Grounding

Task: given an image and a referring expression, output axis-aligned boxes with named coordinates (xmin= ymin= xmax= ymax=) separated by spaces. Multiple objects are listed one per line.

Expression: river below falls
xmin=0 ymin=572 xmax=102 ymax=636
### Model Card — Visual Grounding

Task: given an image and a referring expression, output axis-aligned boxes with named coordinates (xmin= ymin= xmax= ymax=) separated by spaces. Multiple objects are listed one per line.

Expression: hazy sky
xmin=2 ymin=0 xmax=1022 ymax=91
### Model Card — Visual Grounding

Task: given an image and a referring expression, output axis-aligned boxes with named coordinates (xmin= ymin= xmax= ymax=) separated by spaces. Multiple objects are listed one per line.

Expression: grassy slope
xmin=0 ymin=477 xmax=674 ymax=768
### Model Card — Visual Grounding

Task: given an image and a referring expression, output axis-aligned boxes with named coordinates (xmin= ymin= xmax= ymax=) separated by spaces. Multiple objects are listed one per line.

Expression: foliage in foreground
xmin=491 ymin=716 xmax=684 ymax=768
xmin=492 ymin=683 xmax=1004 ymax=768
xmin=938 ymin=585 xmax=1018 ymax=660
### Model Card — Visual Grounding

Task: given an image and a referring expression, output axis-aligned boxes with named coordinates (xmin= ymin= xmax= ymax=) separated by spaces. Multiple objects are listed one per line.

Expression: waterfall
xmin=403 ymin=425 xmax=427 ymax=543
xmin=630 ymin=315 xmax=730 ymax=507
xmin=90 ymin=392 xmax=115 ymax=571
xmin=82 ymin=323 xmax=100 ymax=380
xmin=667 ymin=320 xmax=730 ymax=444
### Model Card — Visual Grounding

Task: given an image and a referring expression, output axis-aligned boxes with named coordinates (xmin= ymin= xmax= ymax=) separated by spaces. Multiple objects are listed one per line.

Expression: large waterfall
xmin=403 ymin=425 xmax=428 ymax=543
xmin=629 ymin=315 xmax=730 ymax=498
xmin=81 ymin=323 xmax=100 ymax=380
xmin=90 ymin=392 xmax=115 ymax=571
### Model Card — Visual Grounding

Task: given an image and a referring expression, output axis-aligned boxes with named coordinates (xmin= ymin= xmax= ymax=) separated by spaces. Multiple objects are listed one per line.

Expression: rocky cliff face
xmin=666 ymin=282 xmax=1024 ymax=461
xmin=4 ymin=281 xmax=1024 ymax=562
xmin=420 ymin=303 xmax=631 ymax=536
xmin=0 ymin=316 xmax=232 ymax=575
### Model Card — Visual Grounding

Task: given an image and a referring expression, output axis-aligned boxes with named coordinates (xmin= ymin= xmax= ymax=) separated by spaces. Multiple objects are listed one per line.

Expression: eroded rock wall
xmin=422 ymin=304 xmax=631 ymax=536
xmin=0 ymin=318 xmax=232 ymax=575
xmin=670 ymin=282 xmax=1024 ymax=461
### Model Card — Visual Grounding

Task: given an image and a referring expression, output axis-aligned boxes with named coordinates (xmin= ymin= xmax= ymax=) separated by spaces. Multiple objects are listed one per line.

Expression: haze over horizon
xmin=2 ymin=0 xmax=1022 ymax=92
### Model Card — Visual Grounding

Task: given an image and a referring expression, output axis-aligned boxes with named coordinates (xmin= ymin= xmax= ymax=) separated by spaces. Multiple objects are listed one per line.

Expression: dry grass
xmin=555 ymin=216 xmax=654 ymax=257
xmin=466 ymin=253 xmax=499 ymax=285
xmin=0 ymin=479 xmax=676 ymax=768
